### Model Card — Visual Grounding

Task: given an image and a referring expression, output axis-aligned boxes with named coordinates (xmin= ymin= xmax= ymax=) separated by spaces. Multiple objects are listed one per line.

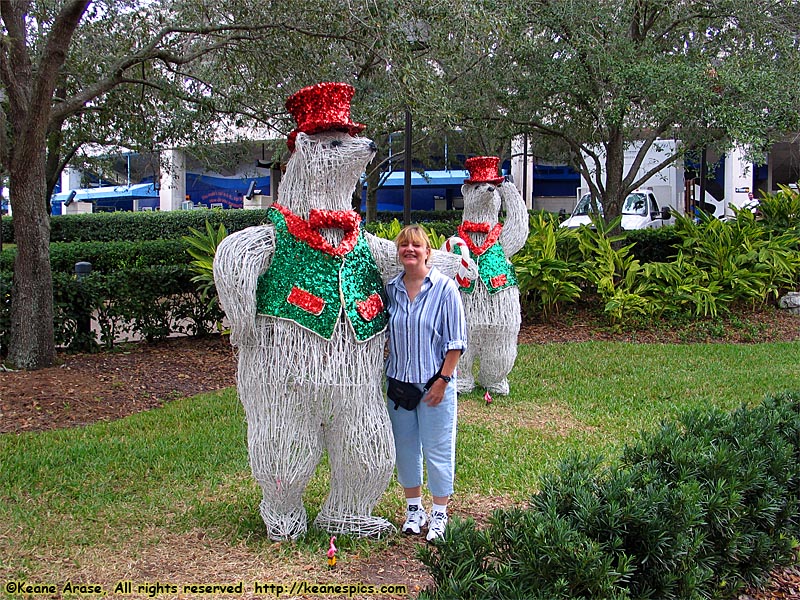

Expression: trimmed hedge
xmin=419 ymin=392 xmax=800 ymax=600
xmin=0 ymin=239 xmax=190 ymax=273
xmin=1 ymin=267 xmax=223 ymax=355
xmin=1 ymin=208 xmax=472 ymax=244
xmin=625 ymin=226 xmax=682 ymax=263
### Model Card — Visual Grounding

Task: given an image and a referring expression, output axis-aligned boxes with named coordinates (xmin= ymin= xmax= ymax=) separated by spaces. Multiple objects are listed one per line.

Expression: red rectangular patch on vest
xmin=490 ymin=274 xmax=508 ymax=288
xmin=287 ymin=286 xmax=325 ymax=316
xmin=356 ymin=293 xmax=384 ymax=322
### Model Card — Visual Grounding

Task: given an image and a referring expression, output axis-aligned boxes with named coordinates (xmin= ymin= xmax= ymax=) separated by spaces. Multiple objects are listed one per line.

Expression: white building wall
xmin=723 ymin=146 xmax=754 ymax=217
xmin=159 ymin=149 xmax=186 ymax=211
xmin=61 ymin=167 xmax=82 ymax=192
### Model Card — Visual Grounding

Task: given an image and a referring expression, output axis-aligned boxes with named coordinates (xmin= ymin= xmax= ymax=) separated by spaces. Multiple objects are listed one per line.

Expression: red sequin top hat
xmin=464 ymin=156 xmax=505 ymax=185
xmin=285 ymin=82 xmax=366 ymax=151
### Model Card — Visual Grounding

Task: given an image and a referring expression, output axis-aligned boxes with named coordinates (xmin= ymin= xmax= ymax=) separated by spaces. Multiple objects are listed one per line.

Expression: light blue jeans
xmin=386 ymin=379 xmax=458 ymax=498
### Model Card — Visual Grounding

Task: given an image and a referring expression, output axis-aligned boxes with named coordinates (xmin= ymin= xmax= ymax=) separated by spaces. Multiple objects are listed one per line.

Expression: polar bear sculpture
xmin=444 ymin=156 xmax=529 ymax=395
xmin=213 ymin=82 xmax=474 ymax=540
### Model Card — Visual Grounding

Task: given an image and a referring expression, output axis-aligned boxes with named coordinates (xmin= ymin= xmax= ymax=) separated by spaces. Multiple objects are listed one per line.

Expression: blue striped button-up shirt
xmin=385 ymin=266 xmax=467 ymax=384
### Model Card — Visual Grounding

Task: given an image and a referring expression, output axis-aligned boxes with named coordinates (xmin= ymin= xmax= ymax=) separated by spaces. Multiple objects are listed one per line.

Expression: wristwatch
xmin=438 ymin=374 xmax=452 ymax=383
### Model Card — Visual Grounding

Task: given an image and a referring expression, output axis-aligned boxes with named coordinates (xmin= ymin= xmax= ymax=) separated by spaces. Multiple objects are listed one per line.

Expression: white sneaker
xmin=426 ymin=510 xmax=448 ymax=541
xmin=402 ymin=504 xmax=427 ymax=535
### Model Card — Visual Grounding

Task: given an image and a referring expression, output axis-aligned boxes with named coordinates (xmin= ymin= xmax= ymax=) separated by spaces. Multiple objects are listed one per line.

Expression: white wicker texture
xmin=448 ymin=180 xmax=529 ymax=395
xmin=214 ymin=130 xmax=398 ymax=540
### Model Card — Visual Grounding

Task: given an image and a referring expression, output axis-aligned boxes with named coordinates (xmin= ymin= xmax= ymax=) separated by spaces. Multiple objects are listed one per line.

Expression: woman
xmin=385 ymin=225 xmax=467 ymax=542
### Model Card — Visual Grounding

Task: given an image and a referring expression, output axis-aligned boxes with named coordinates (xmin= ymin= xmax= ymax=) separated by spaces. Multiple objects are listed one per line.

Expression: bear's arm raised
xmin=430 ymin=248 xmax=478 ymax=280
xmin=498 ymin=181 xmax=530 ymax=257
xmin=213 ymin=225 xmax=276 ymax=346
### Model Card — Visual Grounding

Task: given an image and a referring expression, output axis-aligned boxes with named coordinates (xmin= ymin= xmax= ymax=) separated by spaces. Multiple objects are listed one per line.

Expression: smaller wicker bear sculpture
xmin=443 ymin=156 xmax=529 ymax=395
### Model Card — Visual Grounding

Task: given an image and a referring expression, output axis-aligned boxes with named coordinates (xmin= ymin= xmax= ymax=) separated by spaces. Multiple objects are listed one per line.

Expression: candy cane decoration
xmin=443 ymin=236 xmax=472 ymax=288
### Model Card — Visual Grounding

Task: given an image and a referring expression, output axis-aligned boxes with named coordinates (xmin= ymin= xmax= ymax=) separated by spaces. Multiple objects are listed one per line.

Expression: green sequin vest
xmin=454 ymin=241 xmax=518 ymax=294
xmin=255 ymin=208 xmax=388 ymax=341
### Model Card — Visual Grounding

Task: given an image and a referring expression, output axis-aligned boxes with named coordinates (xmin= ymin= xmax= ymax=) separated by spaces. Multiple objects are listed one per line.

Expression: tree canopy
xmin=3 ymin=0 xmax=799 ymax=369
xmin=449 ymin=0 xmax=800 ymax=220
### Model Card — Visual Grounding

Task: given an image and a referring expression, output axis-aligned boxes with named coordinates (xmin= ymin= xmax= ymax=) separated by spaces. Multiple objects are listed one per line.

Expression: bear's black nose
xmin=369 ymin=141 xmax=377 ymax=151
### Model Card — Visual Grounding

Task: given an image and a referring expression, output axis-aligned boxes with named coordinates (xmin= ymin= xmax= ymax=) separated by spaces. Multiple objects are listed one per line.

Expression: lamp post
xmin=74 ymin=261 xmax=93 ymax=350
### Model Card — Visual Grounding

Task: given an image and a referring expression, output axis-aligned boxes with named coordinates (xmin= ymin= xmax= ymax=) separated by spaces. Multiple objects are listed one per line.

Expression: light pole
xmin=403 ymin=109 xmax=412 ymax=226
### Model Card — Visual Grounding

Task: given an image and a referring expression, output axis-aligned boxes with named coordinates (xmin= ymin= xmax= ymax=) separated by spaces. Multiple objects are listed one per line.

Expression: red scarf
xmin=273 ymin=203 xmax=361 ymax=256
xmin=457 ymin=221 xmax=503 ymax=256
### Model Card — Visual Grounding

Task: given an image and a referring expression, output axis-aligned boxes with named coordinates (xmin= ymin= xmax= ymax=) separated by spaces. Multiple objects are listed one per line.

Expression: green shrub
xmin=757 ymin=184 xmax=800 ymax=232
xmin=512 ymin=213 xmax=583 ymax=320
xmin=1 ymin=265 xmax=224 ymax=355
xmin=624 ymin=226 xmax=681 ymax=263
xmin=1 ymin=239 xmax=191 ymax=273
xmin=575 ymin=219 xmax=656 ymax=325
xmin=1 ymin=208 xmax=269 ymax=244
xmin=3 ymin=209 xmax=462 ymax=244
xmin=672 ymin=212 xmax=800 ymax=307
xmin=1 ymin=216 xmax=11 ymax=246
xmin=183 ymin=221 xmax=228 ymax=325
xmin=418 ymin=392 xmax=800 ymax=600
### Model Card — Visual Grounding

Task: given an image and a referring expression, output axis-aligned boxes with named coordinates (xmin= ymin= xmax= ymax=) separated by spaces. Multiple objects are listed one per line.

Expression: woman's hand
xmin=423 ymin=378 xmax=448 ymax=407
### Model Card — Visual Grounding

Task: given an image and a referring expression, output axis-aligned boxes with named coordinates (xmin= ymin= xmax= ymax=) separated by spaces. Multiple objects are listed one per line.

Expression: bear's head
xmin=461 ymin=181 xmax=502 ymax=225
xmin=278 ymin=130 xmax=377 ymax=217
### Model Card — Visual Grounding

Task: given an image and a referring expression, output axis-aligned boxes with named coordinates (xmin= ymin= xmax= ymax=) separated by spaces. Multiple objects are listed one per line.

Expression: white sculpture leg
xmin=463 ymin=286 xmax=521 ymax=396
xmin=237 ymin=324 xmax=321 ymax=540
xmin=237 ymin=319 xmax=395 ymax=540
xmin=458 ymin=332 xmax=478 ymax=393
xmin=313 ymin=323 xmax=396 ymax=538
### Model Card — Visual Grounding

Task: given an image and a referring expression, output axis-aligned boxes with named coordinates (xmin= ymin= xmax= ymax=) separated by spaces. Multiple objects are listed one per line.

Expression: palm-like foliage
xmin=183 ymin=221 xmax=228 ymax=317
xmin=512 ymin=213 xmax=582 ymax=321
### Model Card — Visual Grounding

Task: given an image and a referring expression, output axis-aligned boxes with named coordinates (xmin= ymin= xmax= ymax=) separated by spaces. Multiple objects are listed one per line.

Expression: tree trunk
xmin=604 ymin=128 xmax=626 ymax=236
xmin=7 ymin=147 xmax=55 ymax=369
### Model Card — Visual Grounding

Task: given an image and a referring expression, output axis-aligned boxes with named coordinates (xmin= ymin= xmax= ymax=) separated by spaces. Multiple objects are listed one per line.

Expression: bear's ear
xmin=461 ymin=183 xmax=469 ymax=196
xmin=293 ymin=131 xmax=310 ymax=149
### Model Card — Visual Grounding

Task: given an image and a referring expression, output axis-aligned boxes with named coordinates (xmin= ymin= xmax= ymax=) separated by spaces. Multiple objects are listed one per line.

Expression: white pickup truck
xmin=560 ymin=189 xmax=673 ymax=230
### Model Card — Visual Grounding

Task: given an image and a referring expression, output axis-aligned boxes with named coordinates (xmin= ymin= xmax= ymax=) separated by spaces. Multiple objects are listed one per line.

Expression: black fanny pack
xmin=387 ymin=370 xmax=441 ymax=411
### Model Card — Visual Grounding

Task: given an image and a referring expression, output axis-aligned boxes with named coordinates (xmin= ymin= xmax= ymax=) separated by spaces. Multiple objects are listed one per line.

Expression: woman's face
xmin=398 ymin=236 xmax=431 ymax=269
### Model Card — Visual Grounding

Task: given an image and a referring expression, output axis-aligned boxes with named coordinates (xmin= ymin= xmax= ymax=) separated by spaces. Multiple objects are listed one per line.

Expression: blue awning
xmin=51 ymin=183 xmax=159 ymax=203
xmin=378 ymin=169 xmax=470 ymax=187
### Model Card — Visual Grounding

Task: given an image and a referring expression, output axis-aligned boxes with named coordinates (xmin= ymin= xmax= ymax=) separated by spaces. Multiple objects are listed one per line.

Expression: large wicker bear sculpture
xmin=213 ymin=82 xmax=474 ymax=540
xmin=443 ymin=156 xmax=529 ymax=395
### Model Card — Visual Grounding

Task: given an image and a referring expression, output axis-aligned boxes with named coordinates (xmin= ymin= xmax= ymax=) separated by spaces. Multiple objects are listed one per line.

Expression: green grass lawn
xmin=2 ymin=340 xmax=799 ymax=587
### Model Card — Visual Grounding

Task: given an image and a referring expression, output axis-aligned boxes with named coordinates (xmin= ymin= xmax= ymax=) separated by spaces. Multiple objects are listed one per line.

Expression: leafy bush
xmin=672 ymin=211 xmax=800 ymax=308
xmin=756 ymin=184 xmax=800 ymax=232
xmin=625 ymin=226 xmax=681 ymax=263
xmin=3 ymin=209 xmax=464 ymax=244
xmin=1 ymin=216 xmax=10 ymax=246
xmin=367 ymin=217 xmax=451 ymax=249
xmin=1 ymin=208 xmax=270 ymax=244
xmin=1 ymin=264 xmax=224 ymax=355
xmin=0 ymin=239 xmax=190 ymax=273
xmin=183 ymin=221 xmax=228 ymax=327
xmin=574 ymin=218 xmax=656 ymax=325
xmin=512 ymin=213 xmax=583 ymax=320
xmin=419 ymin=392 xmax=800 ymax=600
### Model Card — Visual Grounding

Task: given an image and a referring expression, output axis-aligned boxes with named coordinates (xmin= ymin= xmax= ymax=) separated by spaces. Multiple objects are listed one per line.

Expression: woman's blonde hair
xmin=394 ymin=225 xmax=431 ymax=252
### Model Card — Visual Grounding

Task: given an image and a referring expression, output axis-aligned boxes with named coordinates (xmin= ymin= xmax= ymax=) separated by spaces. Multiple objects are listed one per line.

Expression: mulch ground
xmin=2 ymin=307 xmax=800 ymax=598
